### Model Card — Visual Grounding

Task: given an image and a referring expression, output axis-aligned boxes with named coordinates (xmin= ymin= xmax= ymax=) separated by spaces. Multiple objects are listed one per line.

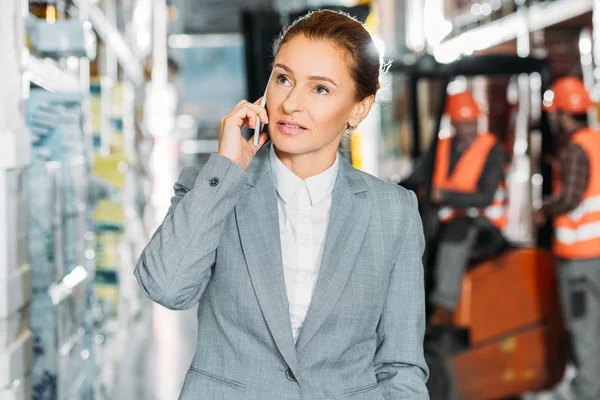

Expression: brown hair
xmin=272 ymin=9 xmax=384 ymax=101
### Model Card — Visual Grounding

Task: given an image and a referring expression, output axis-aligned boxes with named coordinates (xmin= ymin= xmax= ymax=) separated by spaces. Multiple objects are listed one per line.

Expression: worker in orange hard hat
xmin=536 ymin=76 xmax=600 ymax=400
xmin=401 ymin=91 xmax=506 ymax=326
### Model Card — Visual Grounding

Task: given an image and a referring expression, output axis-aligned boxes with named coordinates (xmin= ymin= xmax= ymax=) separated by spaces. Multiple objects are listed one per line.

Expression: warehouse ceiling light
xmin=481 ymin=3 xmax=492 ymax=16
xmin=423 ymin=0 xmax=452 ymax=51
xmin=434 ymin=48 xmax=461 ymax=64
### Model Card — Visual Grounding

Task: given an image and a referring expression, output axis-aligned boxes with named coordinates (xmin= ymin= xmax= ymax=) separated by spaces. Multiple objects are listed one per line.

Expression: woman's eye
xmin=315 ymin=85 xmax=329 ymax=95
xmin=276 ymin=75 xmax=290 ymax=85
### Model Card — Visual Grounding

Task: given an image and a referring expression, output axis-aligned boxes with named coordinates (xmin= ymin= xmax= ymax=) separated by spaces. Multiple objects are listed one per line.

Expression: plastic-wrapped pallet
xmin=27 ymin=91 xmax=88 ymax=277
xmin=30 ymin=266 xmax=89 ymax=400
xmin=26 ymin=88 xmax=93 ymax=400
xmin=28 ymin=161 xmax=93 ymax=400
xmin=28 ymin=158 xmax=64 ymax=289
xmin=63 ymin=156 xmax=88 ymax=273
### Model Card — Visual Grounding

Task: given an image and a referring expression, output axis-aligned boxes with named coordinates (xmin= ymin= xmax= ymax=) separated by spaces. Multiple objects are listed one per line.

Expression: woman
xmin=135 ymin=10 xmax=428 ymax=400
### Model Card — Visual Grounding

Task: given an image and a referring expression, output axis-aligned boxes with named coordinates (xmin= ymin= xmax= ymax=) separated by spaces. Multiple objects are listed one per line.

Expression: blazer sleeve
xmin=373 ymin=190 xmax=429 ymax=399
xmin=134 ymin=153 xmax=247 ymax=310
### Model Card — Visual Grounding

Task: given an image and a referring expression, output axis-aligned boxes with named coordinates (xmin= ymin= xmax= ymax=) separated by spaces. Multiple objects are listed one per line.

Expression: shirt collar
xmin=269 ymin=143 xmax=339 ymax=206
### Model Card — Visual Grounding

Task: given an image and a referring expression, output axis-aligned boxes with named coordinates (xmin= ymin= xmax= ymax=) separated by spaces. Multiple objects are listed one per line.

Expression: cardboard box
xmin=0 ymin=330 xmax=33 ymax=389
xmin=0 ymin=265 xmax=32 ymax=319
xmin=30 ymin=267 xmax=90 ymax=397
xmin=28 ymin=19 xmax=88 ymax=57
xmin=0 ymin=305 xmax=30 ymax=349
xmin=28 ymin=161 xmax=65 ymax=289
xmin=0 ymin=375 xmax=31 ymax=400
xmin=0 ymin=129 xmax=31 ymax=171
xmin=0 ymin=168 xmax=28 ymax=283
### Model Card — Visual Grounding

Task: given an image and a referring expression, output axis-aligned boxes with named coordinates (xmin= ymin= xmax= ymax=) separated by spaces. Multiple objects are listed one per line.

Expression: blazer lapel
xmin=234 ymin=144 xmax=299 ymax=375
xmin=295 ymin=159 xmax=372 ymax=352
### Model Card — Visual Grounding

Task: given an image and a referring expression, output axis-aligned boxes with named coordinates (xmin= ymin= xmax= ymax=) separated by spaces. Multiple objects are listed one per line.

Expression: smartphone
xmin=254 ymin=70 xmax=273 ymax=145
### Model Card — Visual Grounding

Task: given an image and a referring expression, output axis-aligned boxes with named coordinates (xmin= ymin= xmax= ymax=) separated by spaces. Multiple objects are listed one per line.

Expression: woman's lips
xmin=277 ymin=121 xmax=307 ymax=135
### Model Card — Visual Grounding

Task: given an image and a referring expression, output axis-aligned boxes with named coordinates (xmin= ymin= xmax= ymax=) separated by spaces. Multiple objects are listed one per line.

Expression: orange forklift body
xmin=451 ymin=248 xmax=566 ymax=399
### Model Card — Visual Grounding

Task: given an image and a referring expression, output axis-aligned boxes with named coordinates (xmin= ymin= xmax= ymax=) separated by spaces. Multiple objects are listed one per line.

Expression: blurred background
xmin=0 ymin=0 xmax=598 ymax=399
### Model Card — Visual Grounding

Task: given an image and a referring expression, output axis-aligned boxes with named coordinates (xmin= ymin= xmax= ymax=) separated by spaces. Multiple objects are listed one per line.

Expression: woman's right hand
xmin=218 ymin=98 xmax=269 ymax=170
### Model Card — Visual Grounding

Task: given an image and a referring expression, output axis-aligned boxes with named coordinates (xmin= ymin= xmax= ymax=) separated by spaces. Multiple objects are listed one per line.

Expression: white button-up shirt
xmin=269 ymin=144 xmax=339 ymax=342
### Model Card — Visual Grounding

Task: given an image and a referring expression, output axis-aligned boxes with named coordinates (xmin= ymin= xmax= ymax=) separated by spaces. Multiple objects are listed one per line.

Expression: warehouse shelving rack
xmin=434 ymin=0 xmax=595 ymax=62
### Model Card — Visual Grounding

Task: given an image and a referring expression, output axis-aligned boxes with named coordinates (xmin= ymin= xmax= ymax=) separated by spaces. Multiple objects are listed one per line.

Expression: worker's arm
xmin=398 ymin=148 xmax=433 ymax=191
xmin=541 ymin=143 xmax=589 ymax=217
xmin=440 ymin=143 xmax=504 ymax=209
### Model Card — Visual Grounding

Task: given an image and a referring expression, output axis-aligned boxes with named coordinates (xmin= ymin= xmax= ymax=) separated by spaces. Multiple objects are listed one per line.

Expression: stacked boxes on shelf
xmin=91 ymin=150 xmax=127 ymax=397
xmin=0 ymin=0 xmax=33 ymax=398
xmin=26 ymin=89 xmax=94 ymax=400
xmin=0 ymin=134 xmax=33 ymax=400
xmin=26 ymin=8 xmax=96 ymax=398
xmin=90 ymin=79 xmax=102 ymax=151
xmin=91 ymin=79 xmax=127 ymax=318
xmin=90 ymin=77 xmax=150 ymax=397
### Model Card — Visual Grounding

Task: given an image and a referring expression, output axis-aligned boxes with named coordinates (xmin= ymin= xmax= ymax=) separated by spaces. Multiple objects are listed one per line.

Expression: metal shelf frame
xmin=71 ymin=0 xmax=145 ymax=86
xmin=434 ymin=0 xmax=594 ymax=62
xmin=24 ymin=52 xmax=81 ymax=93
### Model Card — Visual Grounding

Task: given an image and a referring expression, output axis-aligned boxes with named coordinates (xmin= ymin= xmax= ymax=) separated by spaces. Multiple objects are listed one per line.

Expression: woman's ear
xmin=348 ymin=95 xmax=375 ymax=129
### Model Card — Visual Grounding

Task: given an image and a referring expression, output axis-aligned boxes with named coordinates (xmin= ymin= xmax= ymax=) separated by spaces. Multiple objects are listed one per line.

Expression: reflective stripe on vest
xmin=565 ymin=194 xmax=600 ymax=221
xmin=438 ymin=186 xmax=507 ymax=229
xmin=553 ymin=128 xmax=600 ymax=259
xmin=556 ymin=221 xmax=600 ymax=244
xmin=434 ymin=134 xmax=507 ymax=229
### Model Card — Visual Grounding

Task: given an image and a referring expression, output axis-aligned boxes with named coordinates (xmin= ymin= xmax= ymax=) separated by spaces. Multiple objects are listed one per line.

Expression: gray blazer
xmin=134 ymin=143 xmax=429 ymax=399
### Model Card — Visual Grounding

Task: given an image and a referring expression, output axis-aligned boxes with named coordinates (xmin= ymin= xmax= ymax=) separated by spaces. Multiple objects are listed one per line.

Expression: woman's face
xmin=266 ymin=35 xmax=371 ymax=160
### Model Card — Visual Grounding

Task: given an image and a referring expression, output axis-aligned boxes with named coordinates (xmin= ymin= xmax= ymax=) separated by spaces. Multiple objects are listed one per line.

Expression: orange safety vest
xmin=553 ymin=128 xmax=600 ymax=259
xmin=433 ymin=133 xmax=507 ymax=229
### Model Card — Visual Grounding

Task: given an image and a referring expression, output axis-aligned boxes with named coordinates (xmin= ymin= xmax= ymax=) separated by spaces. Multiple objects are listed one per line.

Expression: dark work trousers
xmin=555 ymin=257 xmax=600 ymax=400
xmin=430 ymin=216 xmax=500 ymax=311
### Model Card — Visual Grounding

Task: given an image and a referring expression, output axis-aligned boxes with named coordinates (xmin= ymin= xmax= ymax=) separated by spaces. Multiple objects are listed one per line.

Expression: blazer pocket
xmin=188 ymin=366 xmax=247 ymax=391
xmin=343 ymin=382 xmax=379 ymax=397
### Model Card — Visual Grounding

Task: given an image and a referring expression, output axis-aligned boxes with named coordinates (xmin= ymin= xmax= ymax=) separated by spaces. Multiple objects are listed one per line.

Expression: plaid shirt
xmin=541 ymin=142 xmax=589 ymax=217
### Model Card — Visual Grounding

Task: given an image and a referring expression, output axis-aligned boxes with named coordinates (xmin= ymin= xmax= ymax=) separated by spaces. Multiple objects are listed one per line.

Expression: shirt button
xmin=209 ymin=177 xmax=219 ymax=187
xmin=285 ymin=367 xmax=296 ymax=382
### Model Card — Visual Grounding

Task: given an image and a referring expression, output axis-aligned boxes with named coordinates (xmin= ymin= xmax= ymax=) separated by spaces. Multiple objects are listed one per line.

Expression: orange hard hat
xmin=445 ymin=92 xmax=481 ymax=121
xmin=543 ymin=77 xmax=593 ymax=114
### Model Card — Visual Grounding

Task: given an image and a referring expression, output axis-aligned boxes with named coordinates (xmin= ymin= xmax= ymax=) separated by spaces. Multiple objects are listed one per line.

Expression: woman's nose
xmin=281 ymin=88 xmax=304 ymax=114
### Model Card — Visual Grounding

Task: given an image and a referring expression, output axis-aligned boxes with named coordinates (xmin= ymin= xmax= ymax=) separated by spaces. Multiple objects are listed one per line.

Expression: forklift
xmin=393 ymin=54 xmax=567 ymax=399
